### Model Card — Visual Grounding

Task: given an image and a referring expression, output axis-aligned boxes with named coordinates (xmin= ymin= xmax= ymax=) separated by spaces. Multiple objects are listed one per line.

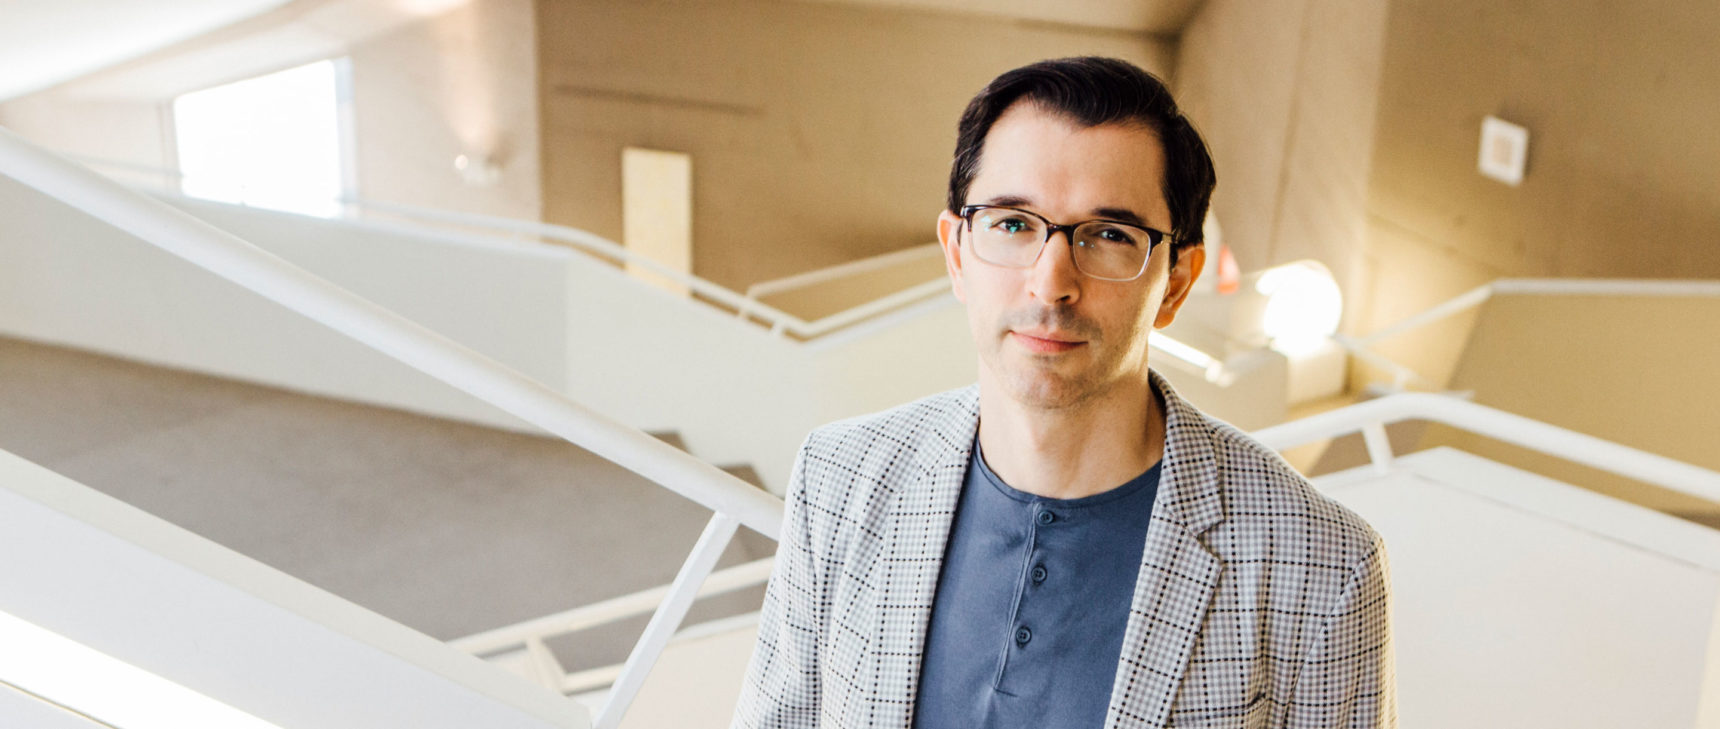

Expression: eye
xmin=984 ymin=214 xmax=1037 ymax=235
xmin=1088 ymin=225 xmax=1143 ymax=246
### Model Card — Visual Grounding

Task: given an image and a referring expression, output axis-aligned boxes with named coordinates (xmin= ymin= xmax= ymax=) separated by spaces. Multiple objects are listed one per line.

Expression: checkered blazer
xmin=733 ymin=371 xmax=1395 ymax=728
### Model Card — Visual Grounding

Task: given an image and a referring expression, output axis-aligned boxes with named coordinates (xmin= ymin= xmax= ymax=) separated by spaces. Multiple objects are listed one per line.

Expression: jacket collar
xmin=1148 ymin=369 xmax=1225 ymax=537
xmin=903 ymin=371 xmax=1225 ymax=536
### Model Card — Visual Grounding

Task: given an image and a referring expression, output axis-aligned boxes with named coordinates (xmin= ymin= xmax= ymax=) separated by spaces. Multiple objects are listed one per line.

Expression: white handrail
xmin=1492 ymin=278 xmax=1720 ymax=297
xmin=1363 ymin=278 xmax=1720 ymax=348
xmin=1342 ymin=277 xmax=1720 ymax=389
xmin=61 ymin=152 xmax=186 ymax=182
xmin=27 ymin=132 xmax=1720 ymax=719
xmin=353 ymin=198 xmax=956 ymax=341
xmin=792 ymin=278 xmax=952 ymax=338
xmin=0 ymin=125 xmax=788 ymax=726
xmin=452 ymin=558 xmax=775 ymax=656
xmin=344 ymin=197 xmax=817 ymax=331
xmin=1353 ymin=283 xmax=1494 ymax=347
xmin=57 ymin=153 xmax=955 ymax=342
xmin=455 ymin=387 xmax=1720 ymax=705
xmin=742 ymin=242 xmax=942 ymax=301
xmin=594 ymin=513 xmax=736 ymax=728
xmin=1253 ymin=392 xmax=1720 ymax=505
xmin=450 ymin=558 xmax=775 ymax=699
xmin=0 ymin=127 xmax=784 ymax=540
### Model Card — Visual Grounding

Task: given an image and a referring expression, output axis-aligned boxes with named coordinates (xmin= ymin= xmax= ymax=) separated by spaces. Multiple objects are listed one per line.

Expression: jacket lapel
xmin=864 ymin=387 xmax=977 ymax=727
xmin=1106 ymin=371 xmax=1225 ymax=728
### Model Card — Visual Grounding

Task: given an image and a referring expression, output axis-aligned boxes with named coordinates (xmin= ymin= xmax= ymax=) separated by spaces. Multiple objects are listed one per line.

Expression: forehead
xmin=969 ymin=102 xmax=1170 ymax=228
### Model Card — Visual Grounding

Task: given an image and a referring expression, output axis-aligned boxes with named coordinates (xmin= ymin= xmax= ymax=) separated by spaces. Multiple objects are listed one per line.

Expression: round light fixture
xmin=1255 ymin=260 xmax=1343 ymax=356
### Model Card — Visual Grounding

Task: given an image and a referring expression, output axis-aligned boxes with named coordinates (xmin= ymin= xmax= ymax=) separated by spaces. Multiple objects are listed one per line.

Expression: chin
xmin=1000 ymin=371 xmax=1102 ymax=411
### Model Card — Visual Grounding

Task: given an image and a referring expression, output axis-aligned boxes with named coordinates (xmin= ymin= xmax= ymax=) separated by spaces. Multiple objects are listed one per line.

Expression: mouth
xmin=1010 ymin=331 xmax=1086 ymax=354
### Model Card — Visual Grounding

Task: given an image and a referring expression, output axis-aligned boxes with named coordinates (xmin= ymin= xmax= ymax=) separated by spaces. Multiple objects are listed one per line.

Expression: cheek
xmin=1099 ymin=289 xmax=1162 ymax=345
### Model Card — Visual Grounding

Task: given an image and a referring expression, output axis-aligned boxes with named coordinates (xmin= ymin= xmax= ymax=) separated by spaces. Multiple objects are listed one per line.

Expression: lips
xmin=1011 ymin=331 xmax=1085 ymax=353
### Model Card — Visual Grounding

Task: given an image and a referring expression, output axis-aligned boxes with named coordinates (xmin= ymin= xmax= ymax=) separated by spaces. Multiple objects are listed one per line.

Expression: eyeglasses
xmin=958 ymin=205 xmax=1168 ymax=281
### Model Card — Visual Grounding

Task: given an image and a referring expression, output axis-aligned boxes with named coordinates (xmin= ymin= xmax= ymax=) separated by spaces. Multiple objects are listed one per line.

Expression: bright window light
xmin=173 ymin=59 xmax=347 ymax=218
xmin=0 ymin=609 xmax=283 ymax=729
xmin=1256 ymin=260 xmax=1344 ymax=356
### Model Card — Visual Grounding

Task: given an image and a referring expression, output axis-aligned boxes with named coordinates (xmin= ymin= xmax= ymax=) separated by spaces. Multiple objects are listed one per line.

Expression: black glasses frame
xmin=957 ymin=204 xmax=1169 ymax=281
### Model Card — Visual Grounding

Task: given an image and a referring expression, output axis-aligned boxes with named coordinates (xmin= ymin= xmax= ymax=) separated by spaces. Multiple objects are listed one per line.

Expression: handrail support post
xmin=593 ymin=512 xmax=740 ymax=729
xmin=1362 ymin=423 xmax=1395 ymax=474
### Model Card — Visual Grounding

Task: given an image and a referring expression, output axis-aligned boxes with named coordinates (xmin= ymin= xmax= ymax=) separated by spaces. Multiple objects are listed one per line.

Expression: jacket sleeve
xmin=731 ymin=439 xmax=826 ymax=729
xmin=1285 ymin=532 xmax=1397 ymax=728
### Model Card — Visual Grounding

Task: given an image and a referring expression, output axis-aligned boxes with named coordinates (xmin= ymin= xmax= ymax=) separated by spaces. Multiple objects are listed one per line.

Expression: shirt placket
xmin=994 ymin=501 xmax=1059 ymax=694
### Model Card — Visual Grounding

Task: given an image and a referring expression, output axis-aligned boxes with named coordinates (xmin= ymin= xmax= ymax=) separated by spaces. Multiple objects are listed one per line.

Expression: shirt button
xmin=1015 ymin=626 xmax=1032 ymax=646
xmin=1036 ymin=510 xmax=1056 ymax=525
xmin=1031 ymin=565 xmax=1048 ymax=583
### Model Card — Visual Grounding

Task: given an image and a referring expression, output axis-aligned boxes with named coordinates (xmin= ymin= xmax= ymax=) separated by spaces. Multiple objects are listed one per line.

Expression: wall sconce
xmin=453 ymin=153 xmax=500 ymax=187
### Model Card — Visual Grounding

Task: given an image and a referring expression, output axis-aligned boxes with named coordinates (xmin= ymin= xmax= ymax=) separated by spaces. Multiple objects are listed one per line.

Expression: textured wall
xmin=349 ymin=0 xmax=543 ymax=221
xmin=533 ymin=0 xmax=1173 ymax=291
xmin=1173 ymin=0 xmax=1390 ymax=335
xmin=1358 ymin=0 xmax=1720 ymax=388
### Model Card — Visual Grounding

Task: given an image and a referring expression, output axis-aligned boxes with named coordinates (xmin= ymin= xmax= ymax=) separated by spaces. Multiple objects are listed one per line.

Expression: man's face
xmin=937 ymin=102 xmax=1204 ymax=411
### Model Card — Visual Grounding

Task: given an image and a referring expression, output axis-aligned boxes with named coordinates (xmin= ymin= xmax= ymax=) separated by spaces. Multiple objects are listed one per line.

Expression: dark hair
xmin=947 ymin=57 xmax=1217 ymax=263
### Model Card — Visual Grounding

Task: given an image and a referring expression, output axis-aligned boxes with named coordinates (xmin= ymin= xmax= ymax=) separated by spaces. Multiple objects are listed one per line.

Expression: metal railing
xmin=349 ymin=200 xmax=963 ymax=341
xmin=743 ymin=242 xmax=942 ymax=302
xmin=451 ymin=558 xmax=775 ymax=695
xmin=52 ymin=153 xmax=961 ymax=343
xmin=736 ymin=242 xmax=944 ymax=324
xmin=449 ymin=376 xmax=1720 ymax=713
xmin=63 ymin=153 xmax=1245 ymax=378
xmin=0 ymin=125 xmax=782 ymax=729
xmin=1253 ymin=392 xmax=1720 ymax=505
xmin=1337 ymin=278 xmax=1720 ymax=390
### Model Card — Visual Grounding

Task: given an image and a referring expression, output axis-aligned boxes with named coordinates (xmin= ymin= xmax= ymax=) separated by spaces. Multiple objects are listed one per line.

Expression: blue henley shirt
xmin=912 ymin=438 xmax=1161 ymax=728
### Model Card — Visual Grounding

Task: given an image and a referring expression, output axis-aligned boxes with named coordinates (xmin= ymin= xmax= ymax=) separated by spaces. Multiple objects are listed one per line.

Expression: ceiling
xmin=791 ymin=0 xmax=1203 ymax=34
xmin=0 ymin=0 xmax=1201 ymax=104
xmin=0 ymin=0 xmax=294 ymax=102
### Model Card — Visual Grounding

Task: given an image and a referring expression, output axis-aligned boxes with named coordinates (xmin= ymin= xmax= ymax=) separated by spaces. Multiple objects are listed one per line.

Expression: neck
xmin=976 ymin=374 xmax=1166 ymax=500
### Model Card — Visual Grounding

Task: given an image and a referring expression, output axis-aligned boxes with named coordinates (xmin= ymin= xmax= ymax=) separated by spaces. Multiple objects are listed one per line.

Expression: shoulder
xmin=1200 ymin=410 xmax=1384 ymax=570
xmin=781 ymin=386 xmax=976 ymax=575
xmin=799 ymin=384 xmax=978 ymax=480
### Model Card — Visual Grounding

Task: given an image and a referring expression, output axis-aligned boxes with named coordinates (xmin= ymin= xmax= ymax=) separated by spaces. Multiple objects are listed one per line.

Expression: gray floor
xmin=0 ymin=336 xmax=773 ymax=672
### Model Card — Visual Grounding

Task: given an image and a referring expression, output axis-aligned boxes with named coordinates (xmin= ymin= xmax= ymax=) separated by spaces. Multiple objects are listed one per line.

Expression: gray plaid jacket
xmin=733 ymin=371 xmax=1395 ymax=728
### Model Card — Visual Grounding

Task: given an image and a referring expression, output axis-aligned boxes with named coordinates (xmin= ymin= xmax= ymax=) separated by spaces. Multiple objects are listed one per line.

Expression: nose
xmin=1026 ymin=229 xmax=1082 ymax=304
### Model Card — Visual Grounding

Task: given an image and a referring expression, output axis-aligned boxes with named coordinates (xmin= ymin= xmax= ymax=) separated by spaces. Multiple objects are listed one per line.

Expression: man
xmin=734 ymin=57 xmax=1394 ymax=728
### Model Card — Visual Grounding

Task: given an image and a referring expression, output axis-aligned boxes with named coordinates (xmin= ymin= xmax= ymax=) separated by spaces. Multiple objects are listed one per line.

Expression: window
xmin=172 ymin=59 xmax=351 ymax=218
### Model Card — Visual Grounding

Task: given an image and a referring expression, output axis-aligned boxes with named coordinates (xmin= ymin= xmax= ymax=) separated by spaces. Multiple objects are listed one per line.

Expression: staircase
xmin=0 ymin=335 xmax=772 ymax=673
xmin=4 ymin=126 xmax=1719 ymax=728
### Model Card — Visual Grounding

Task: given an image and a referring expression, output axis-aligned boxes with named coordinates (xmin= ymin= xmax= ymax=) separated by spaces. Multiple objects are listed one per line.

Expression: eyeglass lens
xmin=967 ymin=207 xmax=1153 ymax=280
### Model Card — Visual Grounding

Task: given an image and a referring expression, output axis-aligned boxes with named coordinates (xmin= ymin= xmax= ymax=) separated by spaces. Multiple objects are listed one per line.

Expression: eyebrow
xmin=980 ymin=195 xmax=1150 ymax=227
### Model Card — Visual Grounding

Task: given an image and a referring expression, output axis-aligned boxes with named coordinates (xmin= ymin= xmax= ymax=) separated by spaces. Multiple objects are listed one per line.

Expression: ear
xmin=1154 ymin=244 xmax=1205 ymax=328
xmin=937 ymin=210 xmax=967 ymax=303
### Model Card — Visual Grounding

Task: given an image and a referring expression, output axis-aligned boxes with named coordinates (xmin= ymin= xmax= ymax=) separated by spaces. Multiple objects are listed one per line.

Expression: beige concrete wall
xmin=533 ymin=0 xmax=1174 ymax=291
xmin=348 ymin=0 xmax=542 ymax=220
xmin=1172 ymin=0 xmax=1389 ymax=336
xmin=1356 ymin=0 xmax=1720 ymax=390
xmin=1418 ymin=294 xmax=1720 ymax=523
